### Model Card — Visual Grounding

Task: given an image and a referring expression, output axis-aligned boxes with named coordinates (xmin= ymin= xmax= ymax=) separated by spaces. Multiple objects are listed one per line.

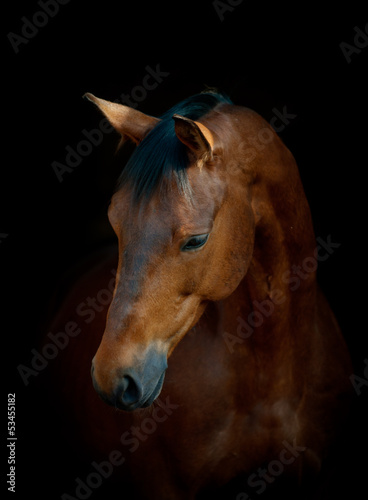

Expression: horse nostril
xmin=118 ymin=375 xmax=142 ymax=408
xmin=91 ymin=363 xmax=144 ymax=410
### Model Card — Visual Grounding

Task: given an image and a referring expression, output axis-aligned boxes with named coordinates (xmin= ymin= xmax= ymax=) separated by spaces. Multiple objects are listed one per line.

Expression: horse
xmin=48 ymin=91 xmax=352 ymax=499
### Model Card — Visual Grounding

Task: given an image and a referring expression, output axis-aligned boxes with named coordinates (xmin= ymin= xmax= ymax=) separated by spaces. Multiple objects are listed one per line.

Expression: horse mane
xmin=116 ymin=92 xmax=232 ymax=201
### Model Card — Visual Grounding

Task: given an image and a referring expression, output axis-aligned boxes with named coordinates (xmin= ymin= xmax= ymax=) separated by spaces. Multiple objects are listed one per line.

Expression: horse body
xmin=50 ymin=94 xmax=352 ymax=498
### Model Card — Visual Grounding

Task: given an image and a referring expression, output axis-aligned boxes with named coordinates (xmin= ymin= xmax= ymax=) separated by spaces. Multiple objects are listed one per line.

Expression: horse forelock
xmin=116 ymin=92 xmax=232 ymax=202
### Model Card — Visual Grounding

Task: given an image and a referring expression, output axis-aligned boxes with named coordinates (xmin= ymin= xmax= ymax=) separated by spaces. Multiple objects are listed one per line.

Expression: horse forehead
xmin=109 ymin=191 xmax=167 ymax=237
xmin=110 ymin=184 xmax=214 ymax=236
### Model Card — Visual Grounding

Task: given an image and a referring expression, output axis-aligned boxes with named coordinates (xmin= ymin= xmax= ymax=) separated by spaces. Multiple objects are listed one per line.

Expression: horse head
xmin=86 ymin=92 xmax=313 ymax=411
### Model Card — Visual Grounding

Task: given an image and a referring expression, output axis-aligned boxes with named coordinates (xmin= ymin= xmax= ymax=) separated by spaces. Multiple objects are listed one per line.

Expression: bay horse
xmin=50 ymin=92 xmax=352 ymax=499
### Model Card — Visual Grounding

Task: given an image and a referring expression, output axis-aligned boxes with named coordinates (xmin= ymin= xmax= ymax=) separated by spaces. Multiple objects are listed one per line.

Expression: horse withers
xmin=50 ymin=92 xmax=352 ymax=499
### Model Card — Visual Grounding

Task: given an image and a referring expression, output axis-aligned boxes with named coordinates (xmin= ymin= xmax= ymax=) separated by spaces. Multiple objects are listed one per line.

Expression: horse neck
xmin=223 ymin=126 xmax=318 ymax=362
xmin=252 ymin=139 xmax=316 ymax=308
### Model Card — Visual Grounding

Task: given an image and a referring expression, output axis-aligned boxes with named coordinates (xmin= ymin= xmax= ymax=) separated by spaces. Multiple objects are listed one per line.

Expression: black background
xmin=3 ymin=1 xmax=368 ymax=499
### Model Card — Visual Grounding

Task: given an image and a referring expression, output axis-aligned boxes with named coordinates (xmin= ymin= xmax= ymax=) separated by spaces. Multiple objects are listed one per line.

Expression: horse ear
xmin=84 ymin=93 xmax=160 ymax=145
xmin=173 ymin=114 xmax=214 ymax=161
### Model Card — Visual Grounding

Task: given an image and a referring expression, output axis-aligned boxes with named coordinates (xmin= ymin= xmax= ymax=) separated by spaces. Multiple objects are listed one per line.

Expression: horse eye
xmin=181 ymin=234 xmax=209 ymax=252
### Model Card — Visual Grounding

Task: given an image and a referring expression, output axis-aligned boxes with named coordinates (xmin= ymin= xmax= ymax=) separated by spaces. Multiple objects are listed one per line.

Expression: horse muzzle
xmin=91 ymin=347 xmax=168 ymax=411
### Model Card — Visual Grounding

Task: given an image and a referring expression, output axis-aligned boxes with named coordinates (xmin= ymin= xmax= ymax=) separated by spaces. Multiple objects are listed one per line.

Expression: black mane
xmin=117 ymin=92 xmax=232 ymax=201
